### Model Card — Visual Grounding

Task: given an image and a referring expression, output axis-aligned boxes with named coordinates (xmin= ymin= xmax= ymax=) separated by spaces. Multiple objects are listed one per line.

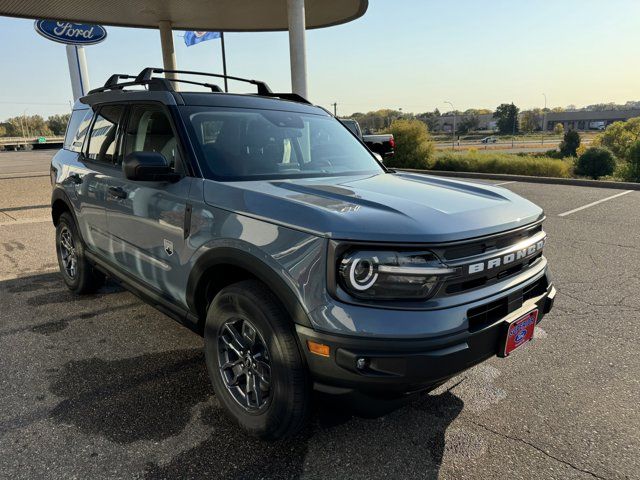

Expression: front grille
xmin=467 ymin=276 xmax=548 ymax=332
xmin=442 ymin=224 xmax=542 ymax=261
xmin=444 ymin=253 xmax=543 ymax=295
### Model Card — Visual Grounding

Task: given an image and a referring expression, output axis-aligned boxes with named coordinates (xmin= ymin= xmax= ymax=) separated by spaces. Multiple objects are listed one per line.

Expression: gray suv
xmin=51 ymin=68 xmax=556 ymax=439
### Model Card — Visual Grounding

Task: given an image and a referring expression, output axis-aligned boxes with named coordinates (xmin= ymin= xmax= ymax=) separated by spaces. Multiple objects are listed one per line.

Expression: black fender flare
xmin=186 ymin=247 xmax=312 ymax=328
xmin=51 ymin=187 xmax=78 ymax=227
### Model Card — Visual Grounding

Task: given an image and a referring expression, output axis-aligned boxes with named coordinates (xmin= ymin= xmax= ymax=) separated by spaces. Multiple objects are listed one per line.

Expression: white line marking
xmin=493 ymin=181 xmax=518 ymax=186
xmin=0 ymin=171 xmax=49 ymax=179
xmin=558 ymin=190 xmax=634 ymax=217
xmin=0 ymin=218 xmax=51 ymax=227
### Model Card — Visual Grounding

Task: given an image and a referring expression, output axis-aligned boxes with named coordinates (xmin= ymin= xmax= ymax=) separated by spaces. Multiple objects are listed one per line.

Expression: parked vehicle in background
xmin=339 ymin=118 xmax=395 ymax=159
xmin=481 ymin=136 xmax=498 ymax=144
xmin=51 ymin=68 xmax=555 ymax=440
xmin=589 ymin=121 xmax=606 ymax=131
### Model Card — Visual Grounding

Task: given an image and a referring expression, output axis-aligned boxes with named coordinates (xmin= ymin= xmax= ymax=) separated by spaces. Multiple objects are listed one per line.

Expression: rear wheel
xmin=56 ymin=212 xmax=104 ymax=294
xmin=204 ymin=279 xmax=310 ymax=439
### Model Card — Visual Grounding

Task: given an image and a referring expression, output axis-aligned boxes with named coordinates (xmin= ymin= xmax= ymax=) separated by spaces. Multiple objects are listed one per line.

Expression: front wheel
xmin=204 ymin=279 xmax=311 ymax=440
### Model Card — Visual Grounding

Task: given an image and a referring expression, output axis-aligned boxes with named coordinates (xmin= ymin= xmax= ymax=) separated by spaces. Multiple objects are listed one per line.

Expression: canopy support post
xmin=287 ymin=0 xmax=308 ymax=99
xmin=159 ymin=20 xmax=178 ymax=88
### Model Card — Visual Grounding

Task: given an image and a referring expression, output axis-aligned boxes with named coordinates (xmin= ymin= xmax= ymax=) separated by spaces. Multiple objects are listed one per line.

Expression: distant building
xmin=433 ymin=109 xmax=640 ymax=133
xmin=543 ymin=109 xmax=640 ymax=131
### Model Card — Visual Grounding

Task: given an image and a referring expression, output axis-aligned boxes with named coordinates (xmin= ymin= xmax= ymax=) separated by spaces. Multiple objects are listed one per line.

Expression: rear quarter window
xmin=63 ymin=109 xmax=93 ymax=152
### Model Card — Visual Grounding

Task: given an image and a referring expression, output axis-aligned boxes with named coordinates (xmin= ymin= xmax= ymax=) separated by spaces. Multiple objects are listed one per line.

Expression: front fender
xmin=186 ymin=238 xmax=325 ymax=328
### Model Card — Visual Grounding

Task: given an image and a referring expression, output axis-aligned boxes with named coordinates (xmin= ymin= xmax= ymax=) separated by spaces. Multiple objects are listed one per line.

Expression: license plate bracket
xmin=500 ymin=309 xmax=538 ymax=357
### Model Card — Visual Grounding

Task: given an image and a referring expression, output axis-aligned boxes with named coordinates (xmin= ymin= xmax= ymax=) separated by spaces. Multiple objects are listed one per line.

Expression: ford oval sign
xmin=34 ymin=20 xmax=107 ymax=46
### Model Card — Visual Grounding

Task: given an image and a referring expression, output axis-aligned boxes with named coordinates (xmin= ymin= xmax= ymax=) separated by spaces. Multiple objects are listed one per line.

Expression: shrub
xmin=575 ymin=147 xmax=616 ymax=179
xmin=553 ymin=123 xmax=564 ymax=135
xmin=559 ymin=130 xmax=581 ymax=157
xmin=593 ymin=117 xmax=640 ymax=160
xmin=618 ymin=140 xmax=640 ymax=182
xmin=386 ymin=119 xmax=434 ymax=169
xmin=430 ymin=151 xmax=571 ymax=178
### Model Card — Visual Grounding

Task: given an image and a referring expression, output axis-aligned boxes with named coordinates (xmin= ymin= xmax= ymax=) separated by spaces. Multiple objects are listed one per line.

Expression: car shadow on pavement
xmin=47 ymin=344 xmax=463 ymax=479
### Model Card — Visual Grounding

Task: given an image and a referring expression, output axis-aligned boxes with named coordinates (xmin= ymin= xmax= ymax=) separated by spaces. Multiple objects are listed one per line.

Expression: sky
xmin=0 ymin=0 xmax=639 ymax=120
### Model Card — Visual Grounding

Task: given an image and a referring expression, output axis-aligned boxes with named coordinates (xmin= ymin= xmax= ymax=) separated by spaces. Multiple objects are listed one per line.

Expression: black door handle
xmin=108 ymin=186 xmax=127 ymax=199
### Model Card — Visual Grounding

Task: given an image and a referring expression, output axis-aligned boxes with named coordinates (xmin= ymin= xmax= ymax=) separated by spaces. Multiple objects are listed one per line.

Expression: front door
xmin=104 ymin=104 xmax=193 ymax=302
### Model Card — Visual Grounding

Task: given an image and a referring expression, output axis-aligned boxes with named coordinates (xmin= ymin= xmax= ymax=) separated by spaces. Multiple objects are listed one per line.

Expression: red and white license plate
xmin=502 ymin=309 xmax=538 ymax=357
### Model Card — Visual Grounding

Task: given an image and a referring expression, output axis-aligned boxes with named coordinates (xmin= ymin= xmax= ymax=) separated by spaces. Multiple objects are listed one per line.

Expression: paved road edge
xmin=399 ymin=169 xmax=640 ymax=190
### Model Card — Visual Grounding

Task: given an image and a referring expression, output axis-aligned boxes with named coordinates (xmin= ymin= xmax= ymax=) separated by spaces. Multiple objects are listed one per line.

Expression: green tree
xmin=457 ymin=115 xmax=480 ymax=134
xmin=520 ymin=109 xmax=542 ymax=133
xmin=560 ymin=130 xmax=581 ymax=157
xmin=493 ymin=103 xmax=519 ymax=135
xmin=593 ymin=117 xmax=640 ymax=160
xmin=416 ymin=109 xmax=441 ymax=133
xmin=387 ymin=119 xmax=435 ymax=169
xmin=575 ymin=147 xmax=616 ymax=179
xmin=2 ymin=115 xmax=52 ymax=137
xmin=553 ymin=123 xmax=564 ymax=135
xmin=619 ymin=140 xmax=640 ymax=182
xmin=47 ymin=114 xmax=71 ymax=136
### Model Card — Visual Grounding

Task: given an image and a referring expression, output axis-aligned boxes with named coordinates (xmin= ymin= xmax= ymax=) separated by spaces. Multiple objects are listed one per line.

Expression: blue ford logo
xmin=34 ymin=20 xmax=107 ymax=46
xmin=515 ymin=329 xmax=528 ymax=343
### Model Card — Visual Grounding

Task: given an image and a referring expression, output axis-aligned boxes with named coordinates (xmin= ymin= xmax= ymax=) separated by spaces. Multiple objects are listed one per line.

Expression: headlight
xmin=338 ymin=250 xmax=456 ymax=300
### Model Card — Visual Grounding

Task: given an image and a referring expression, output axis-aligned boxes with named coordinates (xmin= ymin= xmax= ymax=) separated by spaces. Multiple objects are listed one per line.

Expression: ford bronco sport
xmin=51 ymin=68 xmax=555 ymax=439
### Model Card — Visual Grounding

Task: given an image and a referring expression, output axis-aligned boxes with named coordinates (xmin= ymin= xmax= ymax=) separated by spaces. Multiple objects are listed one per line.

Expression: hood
xmin=202 ymin=172 xmax=544 ymax=243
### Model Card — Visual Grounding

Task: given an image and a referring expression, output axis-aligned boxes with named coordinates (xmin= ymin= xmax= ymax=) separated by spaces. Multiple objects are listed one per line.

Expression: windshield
xmin=182 ymin=107 xmax=383 ymax=180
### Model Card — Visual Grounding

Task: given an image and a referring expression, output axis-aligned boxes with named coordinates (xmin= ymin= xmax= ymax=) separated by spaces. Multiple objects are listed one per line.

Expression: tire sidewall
xmin=204 ymin=282 xmax=307 ymax=438
xmin=56 ymin=213 xmax=82 ymax=290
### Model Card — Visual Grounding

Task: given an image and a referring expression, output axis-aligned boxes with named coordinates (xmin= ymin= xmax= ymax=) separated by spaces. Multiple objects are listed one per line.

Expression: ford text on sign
xmin=34 ymin=20 xmax=107 ymax=45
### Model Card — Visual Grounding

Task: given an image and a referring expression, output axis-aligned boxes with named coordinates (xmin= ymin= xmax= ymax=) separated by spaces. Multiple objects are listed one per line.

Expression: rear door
xmin=74 ymin=104 xmax=125 ymax=254
xmin=103 ymin=103 xmax=193 ymax=301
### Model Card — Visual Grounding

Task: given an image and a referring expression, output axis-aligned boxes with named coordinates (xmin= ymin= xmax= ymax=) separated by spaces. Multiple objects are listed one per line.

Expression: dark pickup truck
xmin=339 ymin=118 xmax=395 ymax=159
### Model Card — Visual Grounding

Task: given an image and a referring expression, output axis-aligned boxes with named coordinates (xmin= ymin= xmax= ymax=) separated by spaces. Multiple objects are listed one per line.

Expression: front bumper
xmin=297 ymin=276 xmax=556 ymax=397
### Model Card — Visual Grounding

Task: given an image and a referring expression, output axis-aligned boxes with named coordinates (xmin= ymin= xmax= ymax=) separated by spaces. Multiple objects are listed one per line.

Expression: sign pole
xmin=65 ymin=44 xmax=90 ymax=101
xmin=220 ymin=32 xmax=228 ymax=92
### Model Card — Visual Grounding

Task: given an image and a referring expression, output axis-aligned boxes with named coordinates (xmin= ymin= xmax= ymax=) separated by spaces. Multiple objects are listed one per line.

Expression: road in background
xmin=1 ymin=152 xmax=639 ymax=479
xmin=0 ymin=150 xmax=53 ymax=178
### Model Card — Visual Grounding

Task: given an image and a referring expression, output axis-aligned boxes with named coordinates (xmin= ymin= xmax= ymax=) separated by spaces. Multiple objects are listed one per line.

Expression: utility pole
xmin=444 ymin=101 xmax=456 ymax=150
xmin=511 ymin=103 xmax=516 ymax=148
xmin=542 ymin=93 xmax=547 ymax=145
xmin=331 ymin=102 xmax=337 ymax=116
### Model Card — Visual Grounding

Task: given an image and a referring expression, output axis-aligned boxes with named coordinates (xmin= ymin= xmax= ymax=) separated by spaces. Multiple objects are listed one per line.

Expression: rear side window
xmin=86 ymin=105 xmax=125 ymax=164
xmin=63 ymin=109 xmax=93 ymax=152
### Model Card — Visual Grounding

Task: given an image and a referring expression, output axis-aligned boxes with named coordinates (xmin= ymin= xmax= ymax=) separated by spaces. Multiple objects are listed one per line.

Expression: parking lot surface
xmin=1 ymin=152 xmax=639 ymax=479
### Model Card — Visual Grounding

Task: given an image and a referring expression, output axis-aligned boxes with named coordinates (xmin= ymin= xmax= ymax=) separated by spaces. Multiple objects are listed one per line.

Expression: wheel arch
xmin=51 ymin=188 xmax=77 ymax=227
xmin=187 ymin=247 xmax=313 ymax=331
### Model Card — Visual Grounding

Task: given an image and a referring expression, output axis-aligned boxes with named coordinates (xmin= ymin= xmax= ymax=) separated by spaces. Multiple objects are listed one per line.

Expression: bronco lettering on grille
xmin=467 ymin=239 xmax=545 ymax=274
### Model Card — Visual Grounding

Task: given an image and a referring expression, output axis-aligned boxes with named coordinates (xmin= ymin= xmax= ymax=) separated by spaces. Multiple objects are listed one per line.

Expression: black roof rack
xmin=87 ymin=67 xmax=310 ymax=105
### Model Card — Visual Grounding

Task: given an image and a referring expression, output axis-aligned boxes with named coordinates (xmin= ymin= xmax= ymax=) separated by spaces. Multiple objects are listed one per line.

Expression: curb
xmin=398 ymin=169 xmax=640 ymax=191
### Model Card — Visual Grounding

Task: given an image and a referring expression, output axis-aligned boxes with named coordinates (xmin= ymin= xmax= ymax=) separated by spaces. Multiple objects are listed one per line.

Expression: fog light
xmin=356 ymin=357 xmax=368 ymax=370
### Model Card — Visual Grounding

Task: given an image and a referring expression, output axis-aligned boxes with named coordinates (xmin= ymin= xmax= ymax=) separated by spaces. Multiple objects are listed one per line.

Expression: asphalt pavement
xmin=1 ymin=151 xmax=639 ymax=479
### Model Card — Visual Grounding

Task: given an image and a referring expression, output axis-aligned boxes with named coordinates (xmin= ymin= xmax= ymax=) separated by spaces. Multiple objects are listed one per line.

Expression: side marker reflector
xmin=307 ymin=340 xmax=330 ymax=357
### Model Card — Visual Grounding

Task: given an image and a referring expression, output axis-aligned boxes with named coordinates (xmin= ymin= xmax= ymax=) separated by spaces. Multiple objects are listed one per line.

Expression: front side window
xmin=86 ymin=105 xmax=124 ymax=164
xmin=122 ymin=105 xmax=182 ymax=172
xmin=182 ymin=107 xmax=383 ymax=180
xmin=64 ymin=109 xmax=93 ymax=153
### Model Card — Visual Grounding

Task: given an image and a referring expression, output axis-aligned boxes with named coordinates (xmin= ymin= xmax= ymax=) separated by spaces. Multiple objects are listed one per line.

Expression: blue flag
xmin=184 ymin=31 xmax=221 ymax=47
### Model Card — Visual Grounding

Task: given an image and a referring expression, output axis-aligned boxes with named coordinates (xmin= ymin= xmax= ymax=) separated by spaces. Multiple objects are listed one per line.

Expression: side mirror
xmin=122 ymin=152 xmax=179 ymax=182
xmin=373 ymin=152 xmax=384 ymax=163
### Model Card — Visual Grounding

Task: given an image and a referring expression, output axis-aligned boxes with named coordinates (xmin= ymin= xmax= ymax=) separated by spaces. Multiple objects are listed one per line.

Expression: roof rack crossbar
xmin=138 ymin=68 xmax=273 ymax=95
xmin=104 ymin=74 xmax=137 ymax=88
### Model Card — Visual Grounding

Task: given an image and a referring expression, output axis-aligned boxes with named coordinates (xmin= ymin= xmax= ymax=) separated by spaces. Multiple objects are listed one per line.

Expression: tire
xmin=55 ymin=212 xmax=105 ymax=294
xmin=204 ymin=279 xmax=310 ymax=440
